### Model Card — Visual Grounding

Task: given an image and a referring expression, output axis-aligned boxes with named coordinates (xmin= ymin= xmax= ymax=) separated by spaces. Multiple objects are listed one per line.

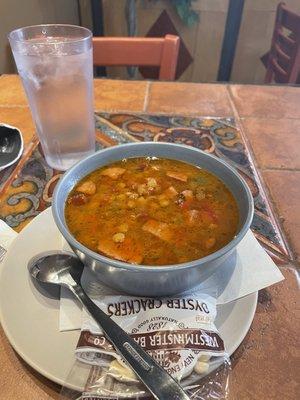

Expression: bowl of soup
xmin=53 ymin=142 xmax=253 ymax=296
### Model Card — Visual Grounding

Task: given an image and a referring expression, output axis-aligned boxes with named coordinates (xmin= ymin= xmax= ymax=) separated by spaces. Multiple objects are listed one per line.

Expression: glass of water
xmin=8 ymin=25 xmax=95 ymax=170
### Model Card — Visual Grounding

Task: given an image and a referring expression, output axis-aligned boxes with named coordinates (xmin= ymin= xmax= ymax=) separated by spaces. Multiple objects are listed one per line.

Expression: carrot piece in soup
xmin=67 ymin=193 xmax=88 ymax=206
xmin=142 ymin=219 xmax=173 ymax=242
xmin=199 ymin=200 xmax=218 ymax=222
xmin=181 ymin=199 xmax=193 ymax=210
xmin=201 ymin=207 xmax=218 ymax=223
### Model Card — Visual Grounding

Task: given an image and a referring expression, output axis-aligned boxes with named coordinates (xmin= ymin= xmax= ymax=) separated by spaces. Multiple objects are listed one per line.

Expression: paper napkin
xmin=0 ymin=219 xmax=17 ymax=263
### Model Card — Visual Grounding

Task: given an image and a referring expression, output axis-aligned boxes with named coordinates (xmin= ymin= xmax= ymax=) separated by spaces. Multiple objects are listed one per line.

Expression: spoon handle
xmin=70 ymin=283 xmax=190 ymax=400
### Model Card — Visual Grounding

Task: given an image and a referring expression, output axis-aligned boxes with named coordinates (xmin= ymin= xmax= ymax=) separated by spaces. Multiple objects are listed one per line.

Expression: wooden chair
xmin=265 ymin=2 xmax=300 ymax=84
xmin=92 ymin=35 xmax=180 ymax=81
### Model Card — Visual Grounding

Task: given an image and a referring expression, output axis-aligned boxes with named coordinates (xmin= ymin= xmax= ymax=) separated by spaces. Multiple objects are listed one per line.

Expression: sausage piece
xmin=166 ymin=171 xmax=188 ymax=182
xmin=142 ymin=219 xmax=173 ymax=242
xmin=97 ymin=237 xmax=143 ymax=264
xmin=77 ymin=180 xmax=96 ymax=195
xmin=100 ymin=167 xmax=125 ymax=180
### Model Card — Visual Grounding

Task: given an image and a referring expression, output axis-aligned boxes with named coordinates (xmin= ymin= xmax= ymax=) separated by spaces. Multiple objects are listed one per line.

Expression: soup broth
xmin=65 ymin=157 xmax=239 ymax=265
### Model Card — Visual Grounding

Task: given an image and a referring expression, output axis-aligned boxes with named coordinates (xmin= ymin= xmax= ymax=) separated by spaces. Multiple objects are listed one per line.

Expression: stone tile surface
xmin=263 ymin=170 xmax=300 ymax=260
xmin=94 ymin=79 xmax=148 ymax=112
xmin=0 ymin=75 xmax=28 ymax=106
xmin=241 ymin=118 xmax=300 ymax=169
xmin=148 ymin=82 xmax=233 ymax=115
xmin=230 ymin=267 xmax=299 ymax=400
xmin=230 ymin=85 xmax=300 ymax=118
xmin=0 ymin=76 xmax=148 ymax=113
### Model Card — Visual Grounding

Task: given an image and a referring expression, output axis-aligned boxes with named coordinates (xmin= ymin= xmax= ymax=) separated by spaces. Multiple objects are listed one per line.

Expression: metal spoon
xmin=0 ymin=124 xmax=23 ymax=171
xmin=28 ymin=252 xmax=190 ymax=400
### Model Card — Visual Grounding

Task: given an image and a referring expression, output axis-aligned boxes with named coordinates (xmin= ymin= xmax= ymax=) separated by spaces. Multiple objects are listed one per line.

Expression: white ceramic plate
xmin=0 ymin=208 xmax=257 ymax=390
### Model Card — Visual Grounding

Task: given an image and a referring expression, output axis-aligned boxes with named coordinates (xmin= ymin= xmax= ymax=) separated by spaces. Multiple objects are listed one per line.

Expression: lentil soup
xmin=65 ymin=157 xmax=239 ymax=265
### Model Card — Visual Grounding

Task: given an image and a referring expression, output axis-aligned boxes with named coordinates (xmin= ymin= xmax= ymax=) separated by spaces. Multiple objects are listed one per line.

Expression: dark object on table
xmin=92 ymin=34 xmax=180 ymax=81
xmin=264 ymin=2 xmax=300 ymax=84
xmin=0 ymin=124 xmax=23 ymax=171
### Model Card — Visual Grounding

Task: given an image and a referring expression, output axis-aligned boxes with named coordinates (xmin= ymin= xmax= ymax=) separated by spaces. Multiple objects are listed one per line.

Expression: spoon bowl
xmin=29 ymin=252 xmax=84 ymax=286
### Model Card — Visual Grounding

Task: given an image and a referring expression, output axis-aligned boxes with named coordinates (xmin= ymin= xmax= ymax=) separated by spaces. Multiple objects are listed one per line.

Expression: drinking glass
xmin=8 ymin=24 xmax=95 ymax=170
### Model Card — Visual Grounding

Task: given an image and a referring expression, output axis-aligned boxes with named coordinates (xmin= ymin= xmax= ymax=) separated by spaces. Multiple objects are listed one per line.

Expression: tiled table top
xmin=0 ymin=75 xmax=299 ymax=400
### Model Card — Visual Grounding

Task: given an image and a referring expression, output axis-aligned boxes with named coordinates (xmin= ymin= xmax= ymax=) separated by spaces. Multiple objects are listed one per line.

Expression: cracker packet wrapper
xmin=60 ymin=291 xmax=231 ymax=399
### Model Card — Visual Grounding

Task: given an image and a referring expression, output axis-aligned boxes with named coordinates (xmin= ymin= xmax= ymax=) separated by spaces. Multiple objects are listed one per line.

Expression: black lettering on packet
xmin=134 ymin=299 xmax=141 ymax=313
xmin=201 ymin=302 xmax=209 ymax=314
xmin=194 ymin=300 xmax=210 ymax=314
xmin=107 ymin=303 xmax=114 ymax=316
xmin=126 ymin=300 xmax=135 ymax=315
xmin=148 ymin=299 xmax=155 ymax=309
xmin=155 ymin=300 xmax=162 ymax=308
xmin=140 ymin=299 xmax=148 ymax=311
xmin=121 ymin=302 xmax=128 ymax=316
xmin=173 ymin=299 xmax=180 ymax=308
xmin=187 ymin=299 xmax=195 ymax=309
xmin=114 ymin=302 xmax=121 ymax=316
xmin=180 ymin=299 xmax=189 ymax=309
xmin=107 ymin=298 xmax=210 ymax=316
xmin=166 ymin=299 xmax=173 ymax=308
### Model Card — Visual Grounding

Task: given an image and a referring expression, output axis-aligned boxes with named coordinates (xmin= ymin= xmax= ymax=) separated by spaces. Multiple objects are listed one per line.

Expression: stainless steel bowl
xmin=52 ymin=142 xmax=254 ymax=296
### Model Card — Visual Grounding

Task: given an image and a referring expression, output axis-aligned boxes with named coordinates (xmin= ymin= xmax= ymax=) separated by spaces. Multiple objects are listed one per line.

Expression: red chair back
xmin=92 ymin=35 xmax=180 ymax=81
xmin=265 ymin=2 xmax=300 ymax=84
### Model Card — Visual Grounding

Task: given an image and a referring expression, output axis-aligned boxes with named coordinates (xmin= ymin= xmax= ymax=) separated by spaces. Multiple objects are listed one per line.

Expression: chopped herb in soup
xmin=65 ymin=158 xmax=239 ymax=265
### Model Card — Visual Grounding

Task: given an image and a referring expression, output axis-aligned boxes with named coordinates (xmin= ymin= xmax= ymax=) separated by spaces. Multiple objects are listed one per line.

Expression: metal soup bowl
xmin=53 ymin=142 xmax=254 ymax=296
